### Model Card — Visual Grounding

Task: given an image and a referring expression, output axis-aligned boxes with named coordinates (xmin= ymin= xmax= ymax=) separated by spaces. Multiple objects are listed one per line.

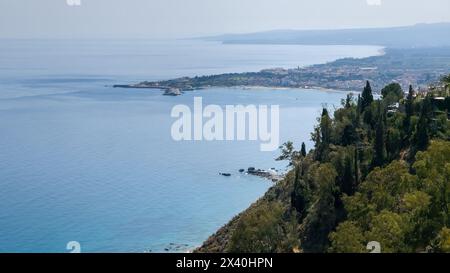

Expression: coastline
xmin=161 ymin=169 xmax=288 ymax=253
xmin=113 ymin=46 xmax=449 ymax=95
xmin=195 ymin=171 xmax=293 ymax=253
xmin=114 ymin=45 xmax=449 ymax=253
xmin=229 ymin=85 xmax=359 ymax=93
xmin=114 ymin=84 xmax=361 ymax=98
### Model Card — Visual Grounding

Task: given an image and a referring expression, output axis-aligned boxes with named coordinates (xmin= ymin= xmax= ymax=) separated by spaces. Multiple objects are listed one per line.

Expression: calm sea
xmin=0 ymin=39 xmax=382 ymax=252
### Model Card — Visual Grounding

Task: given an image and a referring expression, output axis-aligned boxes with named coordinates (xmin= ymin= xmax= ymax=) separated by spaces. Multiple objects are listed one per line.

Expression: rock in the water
xmin=246 ymin=166 xmax=283 ymax=183
xmin=163 ymin=88 xmax=182 ymax=96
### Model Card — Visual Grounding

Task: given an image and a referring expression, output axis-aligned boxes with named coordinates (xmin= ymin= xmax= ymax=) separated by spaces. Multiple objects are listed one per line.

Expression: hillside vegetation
xmin=197 ymin=76 xmax=450 ymax=253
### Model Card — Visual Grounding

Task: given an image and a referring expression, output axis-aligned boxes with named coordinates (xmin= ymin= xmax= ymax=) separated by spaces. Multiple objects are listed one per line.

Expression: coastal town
xmin=114 ymin=47 xmax=450 ymax=95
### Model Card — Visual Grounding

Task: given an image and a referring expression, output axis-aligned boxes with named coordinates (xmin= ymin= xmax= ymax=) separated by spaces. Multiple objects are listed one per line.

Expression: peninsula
xmin=114 ymin=47 xmax=450 ymax=94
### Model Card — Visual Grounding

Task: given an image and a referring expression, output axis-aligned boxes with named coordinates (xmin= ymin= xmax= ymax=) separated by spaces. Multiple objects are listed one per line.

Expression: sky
xmin=1 ymin=0 xmax=450 ymax=39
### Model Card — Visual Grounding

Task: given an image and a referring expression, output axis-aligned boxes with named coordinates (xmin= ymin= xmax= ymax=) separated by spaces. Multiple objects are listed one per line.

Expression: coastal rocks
xmin=218 ymin=167 xmax=283 ymax=182
xmin=246 ymin=167 xmax=283 ymax=182
xmin=165 ymin=243 xmax=191 ymax=252
xmin=145 ymin=243 xmax=192 ymax=253
xmin=163 ymin=88 xmax=182 ymax=96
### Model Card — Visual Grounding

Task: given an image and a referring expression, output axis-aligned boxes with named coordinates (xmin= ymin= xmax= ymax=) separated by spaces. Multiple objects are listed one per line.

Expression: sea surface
xmin=0 ymin=39 xmax=382 ymax=252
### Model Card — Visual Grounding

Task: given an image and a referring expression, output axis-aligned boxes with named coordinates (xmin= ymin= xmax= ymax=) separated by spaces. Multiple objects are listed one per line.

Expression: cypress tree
xmin=342 ymin=155 xmax=355 ymax=195
xmin=372 ymin=103 xmax=386 ymax=167
xmin=342 ymin=123 xmax=358 ymax=146
xmin=354 ymin=147 xmax=359 ymax=186
xmin=316 ymin=108 xmax=332 ymax=161
xmin=404 ymin=85 xmax=415 ymax=140
xmin=356 ymin=94 xmax=362 ymax=128
xmin=291 ymin=163 xmax=309 ymax=218
xmin=414 ymin=96 xmax=432 ymax=151
xmin=415 ymin=114 xmax=429 ymax=151
xmin=357 ymin=94 xmax=362 ymax=114
xmin=321 ymin=108 xmax=331 ymax=144
xmin=361 ymin=81 xmax=374 ymax=111
xmin=356 ymin=94 xmax=363 ymax=113
xmin=301 ymin=142 xmax=307 ymax=157
xmin=373 ymin=119 xmax=385 ymax=167
xmin=405 ymin=85 xmax=415 ymax=117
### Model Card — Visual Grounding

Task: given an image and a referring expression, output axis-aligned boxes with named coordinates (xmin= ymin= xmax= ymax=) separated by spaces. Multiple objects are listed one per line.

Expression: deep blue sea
xmin=0 ymin=39 xmax=382 ymax=252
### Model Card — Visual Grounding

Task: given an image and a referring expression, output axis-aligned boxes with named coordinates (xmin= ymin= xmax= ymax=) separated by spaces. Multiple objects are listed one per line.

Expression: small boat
xmin=219 ymin=173 xmax=231 ymax=177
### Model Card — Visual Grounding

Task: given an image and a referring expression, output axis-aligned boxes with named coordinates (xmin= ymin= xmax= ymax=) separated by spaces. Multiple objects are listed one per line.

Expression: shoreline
xmin=228 ymin=85 xmax=360 ymax=93
xmin=112 ymin=45 xmax=386 ymax=95
xmin=114 ymin=84 xmax=360 ymax=95
xmin=194 ymin=170 xmax=292 ymax=253
xmin=113 ymin=46 xmax=448 ymax=95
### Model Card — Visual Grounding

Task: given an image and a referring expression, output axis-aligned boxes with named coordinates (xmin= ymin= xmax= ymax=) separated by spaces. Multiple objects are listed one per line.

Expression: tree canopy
xmin=216 ymin=76 xmax=450 ymax=253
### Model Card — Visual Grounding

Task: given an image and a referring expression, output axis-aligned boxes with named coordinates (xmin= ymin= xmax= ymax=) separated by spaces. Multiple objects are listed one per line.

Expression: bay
xmin=0 ymin=39 xmax=381 ymax=252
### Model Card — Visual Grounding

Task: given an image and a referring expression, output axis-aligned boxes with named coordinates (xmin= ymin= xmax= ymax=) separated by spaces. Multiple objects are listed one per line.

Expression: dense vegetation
xmin=198 ymin=76 xmax=450 ymax=253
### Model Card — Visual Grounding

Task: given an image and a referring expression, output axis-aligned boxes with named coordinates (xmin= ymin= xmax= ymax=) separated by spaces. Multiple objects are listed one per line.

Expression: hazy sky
xmin=1 ymin=0 xmax=450 ymax=39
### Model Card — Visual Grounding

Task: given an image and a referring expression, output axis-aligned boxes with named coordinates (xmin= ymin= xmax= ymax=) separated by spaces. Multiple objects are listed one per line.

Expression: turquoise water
xmin=0 ymin=40 xmax=381 ymax=252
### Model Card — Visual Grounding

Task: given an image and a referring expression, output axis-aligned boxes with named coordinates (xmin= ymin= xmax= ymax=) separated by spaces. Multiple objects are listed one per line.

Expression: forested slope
xmin=197 ymin=76 xmax=450 ymax=253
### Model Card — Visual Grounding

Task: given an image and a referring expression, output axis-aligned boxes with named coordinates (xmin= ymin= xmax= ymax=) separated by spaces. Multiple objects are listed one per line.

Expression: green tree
xmin=313 ymin=108 xmax=332 ymax=161
xmin=291 ymin=163 xmax=311 ymax=218
xmin=403 ymin=85 xmax=415 ymax=138
xmin=341 ymin=123 xmax=358 ymax=146
xmin=414 ymin=141 xmax=450 ymax=227
xmin=276 ymin=141 xmax=300 ymax=166
xmin=381 ymin=83 xmax=404 ymax=103
xmin=357 ymin=94 xmax=363 ymax=115
xmin=366 ymin=210 xmax=408 ymax=253
xmin=413 ymin=95 xmax=432 ymax=152
xmin=300 ymin=164 xmax=338 ymax=252
xmin=436 ymin=227 xmax=450 ymax=252
xmin=414 ymin=113 xmax=429 ymax=151
xmin=401 ymin=190 xmax=433 ymax=249
xmin=385 ymin=127 xmax=402 ymax=161
xmin=361 ymin=81 xmax=374 ymax=111
xmin=343 ymin=192 xmax=375 ymax=230
xmin=363 ymin=102 xmax=375 ymax=128
xmin=320 ymin=108 xmax=332 ymax=144
xmin=227 ymin=202 xmax=298 ymax=253
xmin=354 ymin=147 xmax=360 ymax=186
xmin=329 ymin=221 xmax=366 ymax=253
xmin=301 ymin=142 xmax=307 ymax=157
xmin=342 ymin=155 xmax=355 ymax=195
xmin=372 ymin=111 xmax=386 ymax=168
xmin=360 ymin=161 xmax=417 ymax=212
xmin=344 ymin=93 xmax=354 ymax=109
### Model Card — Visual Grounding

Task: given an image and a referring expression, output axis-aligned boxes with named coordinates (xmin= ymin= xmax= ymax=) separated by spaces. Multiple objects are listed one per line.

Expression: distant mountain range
xmin=204 ymin=23 xmax=450 ymax=48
